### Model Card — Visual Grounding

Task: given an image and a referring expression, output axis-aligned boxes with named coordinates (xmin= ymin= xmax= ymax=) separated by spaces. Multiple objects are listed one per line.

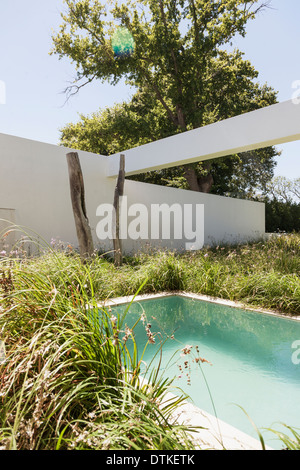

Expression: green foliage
xmin=265 ymin=200 xmax=300 ymax=233
xmin=255 ymin=176 xmax=300 ymax=233
xmin=53 ymin=0 xmax=279 ymax=194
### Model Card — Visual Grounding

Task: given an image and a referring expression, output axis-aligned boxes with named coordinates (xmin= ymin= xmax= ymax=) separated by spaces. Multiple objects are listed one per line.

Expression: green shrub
xmin=265 ymin=200 xmax=300 ymax=233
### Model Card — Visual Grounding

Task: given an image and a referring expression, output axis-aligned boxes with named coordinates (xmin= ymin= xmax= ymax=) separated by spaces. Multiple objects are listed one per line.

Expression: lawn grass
xmin=0 ymin=232 xmax=299 ymax=450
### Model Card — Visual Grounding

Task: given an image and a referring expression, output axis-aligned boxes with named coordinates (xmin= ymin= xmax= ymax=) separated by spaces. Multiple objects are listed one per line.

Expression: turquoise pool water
xmin=111 ymin=295 xmax=300 ymax=450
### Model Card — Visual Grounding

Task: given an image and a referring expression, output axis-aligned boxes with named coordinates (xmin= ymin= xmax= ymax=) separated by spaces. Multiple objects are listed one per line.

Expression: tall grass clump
xmin=124 ymin=251 xmax=187 ymax=294
xmin=0 ymin=252 xmax=195 ymax=450
xmin=181 ymin=234 xmax=300 ymax=315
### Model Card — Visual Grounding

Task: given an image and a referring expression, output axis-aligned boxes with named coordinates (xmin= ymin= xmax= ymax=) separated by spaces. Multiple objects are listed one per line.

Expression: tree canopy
xmin=52 ymin=0 xmax=278 ymax=195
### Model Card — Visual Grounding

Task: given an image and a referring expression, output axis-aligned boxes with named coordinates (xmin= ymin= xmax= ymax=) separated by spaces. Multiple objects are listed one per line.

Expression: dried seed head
xmin=181 ymin=344 xmax=192 ymax=356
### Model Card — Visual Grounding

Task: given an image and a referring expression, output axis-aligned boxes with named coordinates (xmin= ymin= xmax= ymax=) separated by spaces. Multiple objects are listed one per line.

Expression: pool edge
xmin=100 ymin=290 xmax=300 ymax=322
xmin=162 ymin=388 xmax=275 ymax=451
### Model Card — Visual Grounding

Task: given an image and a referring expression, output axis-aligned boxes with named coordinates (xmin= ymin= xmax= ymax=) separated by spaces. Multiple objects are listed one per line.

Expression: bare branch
xmin=59 ymin=75 xmax=97 ymax=107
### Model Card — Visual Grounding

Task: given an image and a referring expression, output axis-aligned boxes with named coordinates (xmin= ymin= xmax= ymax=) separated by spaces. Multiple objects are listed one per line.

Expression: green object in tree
xmin=111 ymin=27 xmax=135 ymax=57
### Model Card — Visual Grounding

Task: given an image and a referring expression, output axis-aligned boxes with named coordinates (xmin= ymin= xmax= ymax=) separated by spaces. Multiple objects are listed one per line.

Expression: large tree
xmin=52 ymin=0 xmax=278 ymax=194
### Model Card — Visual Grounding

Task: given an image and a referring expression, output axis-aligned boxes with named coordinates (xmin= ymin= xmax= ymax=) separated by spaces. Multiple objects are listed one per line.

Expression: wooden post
xmin=113 ymin=154 xmax=125 ymax=267
xmin=66 ymin=152 xmax=94 ymax=261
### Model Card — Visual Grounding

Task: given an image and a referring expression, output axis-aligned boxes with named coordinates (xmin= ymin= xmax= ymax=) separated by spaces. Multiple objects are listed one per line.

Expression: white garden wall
xmin=0 ymin=133 xmax=114 ymax=253
xmin=0 ymin=132 xmax=265 ymax=255
xmin=123 ymin=180 xmax=265 ymax=253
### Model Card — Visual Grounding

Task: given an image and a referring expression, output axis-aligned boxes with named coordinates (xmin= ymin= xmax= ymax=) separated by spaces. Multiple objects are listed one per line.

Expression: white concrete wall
xmin=123 ymin=180 xmax=265 ymax=252
xmin=0 ymin=132 xmax=115 ymax=253
xmin=0 ymin=132 xmax=265 ymax=255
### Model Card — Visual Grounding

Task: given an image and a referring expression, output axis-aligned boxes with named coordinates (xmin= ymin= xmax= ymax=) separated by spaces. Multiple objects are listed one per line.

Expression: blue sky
xmin=0 ymin=0 xmax=299 ymax=180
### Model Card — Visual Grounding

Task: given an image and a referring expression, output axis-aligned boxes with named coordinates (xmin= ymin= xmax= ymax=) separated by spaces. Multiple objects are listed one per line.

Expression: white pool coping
xmin=98 ymin=291 xmax=300 ymax=450
xmin=100 ymin=290 xmax=300 ymax=322
xmin=162 ymin=390 xmax=269 ymax=450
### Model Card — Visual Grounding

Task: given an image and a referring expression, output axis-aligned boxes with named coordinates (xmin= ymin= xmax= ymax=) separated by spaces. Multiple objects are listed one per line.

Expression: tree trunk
xmin=113 ymin=154 xmax=125 ymax=267
xmin=197 ymin=172 xmax=214 ymax=193
xmin=198 ymin=161 xmax=214 ymax=193
xmin=66 ymin=152 xmax=94 ymax=261
xmin=183 ymin=162 xmax=214 ymax=193
xmin=184 ymin=164 xmax=201 ymax=191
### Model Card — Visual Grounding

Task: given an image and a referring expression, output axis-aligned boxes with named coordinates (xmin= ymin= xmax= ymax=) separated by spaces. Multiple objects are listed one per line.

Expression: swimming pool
xmin=110 ymin=294 xmax=300 ymax=450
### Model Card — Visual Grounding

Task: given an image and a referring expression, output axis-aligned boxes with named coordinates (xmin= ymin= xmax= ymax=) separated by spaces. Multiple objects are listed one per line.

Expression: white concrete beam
xmin=106 ymin=99 xmax=300 ymax=177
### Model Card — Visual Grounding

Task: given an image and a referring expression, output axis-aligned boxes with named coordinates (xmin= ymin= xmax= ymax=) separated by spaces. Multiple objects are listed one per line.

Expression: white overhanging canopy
xmin=106 ymin=99 xmax=300 ymax=177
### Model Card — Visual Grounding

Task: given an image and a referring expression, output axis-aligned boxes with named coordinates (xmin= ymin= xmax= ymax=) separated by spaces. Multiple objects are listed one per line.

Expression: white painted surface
xmin=0 ymin=132 xmax=265 ymax=253
xmin=0 ymin=132 xmax=114 ymax=252
xmin=123 ymin=180 xmax=265 ymax=252
xmin=107 ymin=99 xmax=300 ymax=177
